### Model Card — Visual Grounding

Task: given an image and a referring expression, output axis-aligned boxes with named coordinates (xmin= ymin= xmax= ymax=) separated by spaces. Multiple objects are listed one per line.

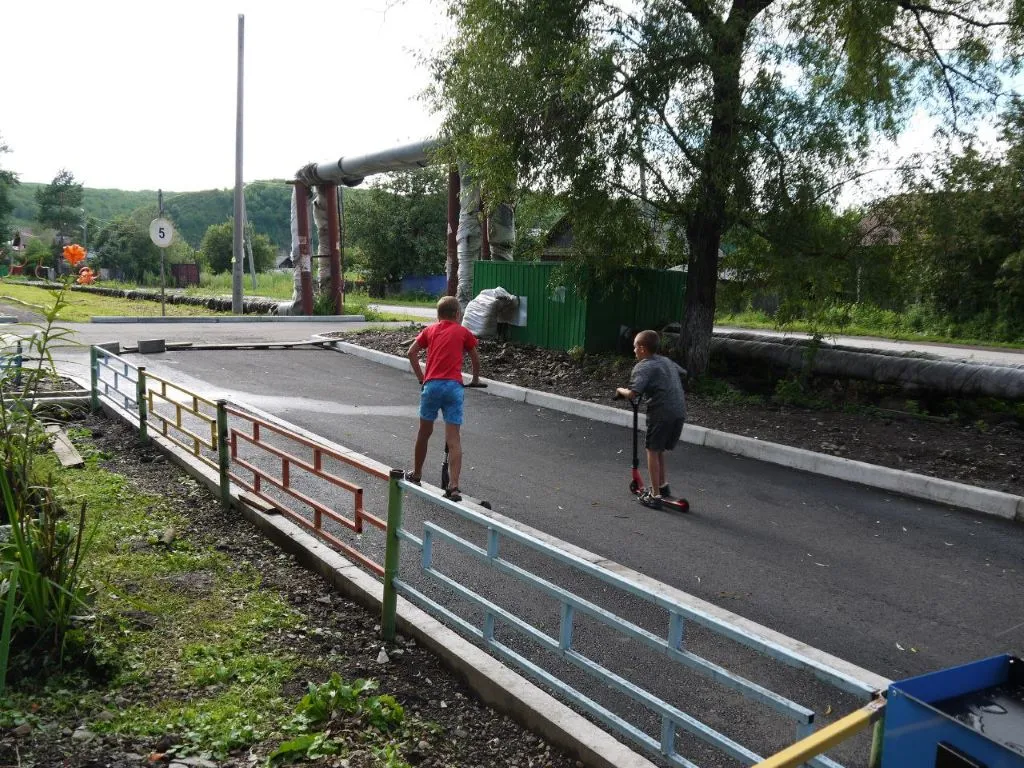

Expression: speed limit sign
xmin=149 ymin=218 xmax=174 ymax=248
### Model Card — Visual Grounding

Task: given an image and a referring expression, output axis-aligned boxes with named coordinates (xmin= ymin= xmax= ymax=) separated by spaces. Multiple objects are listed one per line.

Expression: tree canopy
xmin=431 ymin=0 xmax=1023 ymax=372
xmin=344 ymin=169 xmax=448 ymax=284
xmin=35 ymin=169 xmax=83 ymax=246
xmin=200 ymin=220 xmax=277 ymax=275
xmin=0 ymin=134 xmax=17 ymax=246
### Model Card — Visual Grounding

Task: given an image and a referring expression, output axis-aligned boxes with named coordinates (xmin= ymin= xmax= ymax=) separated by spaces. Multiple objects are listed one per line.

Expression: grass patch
xmin=716 ymin=307 xmax=1024 ymax=349
xmin=0 ymin=281 xmax=232 ymax=322
xmin=1 ymin=427 xmax=435 ymax=764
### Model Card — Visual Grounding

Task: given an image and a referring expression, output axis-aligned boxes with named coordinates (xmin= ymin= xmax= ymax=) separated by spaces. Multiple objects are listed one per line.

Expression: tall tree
xmin=431 ymin=0 xmax=1022 ymax=373
xmin=345 ymin=168 xmax=448 ymax=285
xmin=0 ymin=134 xmax=19 ymax=245
xmin=200 ymin=220 xmax=276 ymax=274
xmin=35 ymin=169 xmax=84 ymax=246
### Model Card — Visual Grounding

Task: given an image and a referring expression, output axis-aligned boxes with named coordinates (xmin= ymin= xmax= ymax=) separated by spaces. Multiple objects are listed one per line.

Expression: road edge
xmin=326 ymin=338 xmax=1024 ymax=523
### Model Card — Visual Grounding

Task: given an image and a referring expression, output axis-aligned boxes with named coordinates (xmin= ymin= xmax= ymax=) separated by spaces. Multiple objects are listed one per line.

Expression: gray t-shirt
xmin=629 ymin=355 xmax=687 ymax=422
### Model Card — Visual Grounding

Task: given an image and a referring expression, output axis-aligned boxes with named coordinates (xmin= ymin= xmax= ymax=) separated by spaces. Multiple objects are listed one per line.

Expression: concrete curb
xmin=91 ymin=315 xmax=367 ymax=324
xmin=326 ymin=339 xmax=1024 ymax=523
xmin=84 ymin=394 xmax=656 ymax=768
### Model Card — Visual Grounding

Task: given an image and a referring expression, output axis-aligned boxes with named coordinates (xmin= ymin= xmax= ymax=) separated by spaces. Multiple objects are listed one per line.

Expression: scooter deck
xmin=634 ymin=490 xmax=690 ymax=512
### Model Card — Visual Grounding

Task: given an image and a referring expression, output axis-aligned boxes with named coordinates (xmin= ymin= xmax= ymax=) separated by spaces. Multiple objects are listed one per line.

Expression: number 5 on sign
xmin=149 ymin=218 xmax=174 ymax=248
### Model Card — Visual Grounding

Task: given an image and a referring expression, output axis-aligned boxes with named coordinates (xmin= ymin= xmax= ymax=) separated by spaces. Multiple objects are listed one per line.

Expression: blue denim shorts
xmin=419 ymin=379 xmax=465 ymax=425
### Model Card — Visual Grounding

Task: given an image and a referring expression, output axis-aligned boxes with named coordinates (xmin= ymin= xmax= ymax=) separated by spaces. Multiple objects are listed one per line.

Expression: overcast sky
xmin=2 ymin=1 xmax=1017 ymax=202
xmin=1 ymin=0 xmax=449 ymax=191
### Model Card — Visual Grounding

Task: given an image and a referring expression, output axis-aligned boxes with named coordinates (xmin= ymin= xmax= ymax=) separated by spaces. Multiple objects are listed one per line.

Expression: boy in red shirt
xmin=406 ymin=296 xmax=481 ymax=501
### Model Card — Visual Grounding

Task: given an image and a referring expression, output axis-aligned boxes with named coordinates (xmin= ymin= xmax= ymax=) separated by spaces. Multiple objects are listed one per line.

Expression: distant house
xmin=537 ymin=214 xmax=731 ymax=276
xmin=858 ymin=214 xmax=901 ymax=246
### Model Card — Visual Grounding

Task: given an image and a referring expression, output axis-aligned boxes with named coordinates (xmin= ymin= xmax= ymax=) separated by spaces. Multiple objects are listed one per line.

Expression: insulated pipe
xmin=446 ymin=167 xmax=459 ymax=296
xmin=294 ymin=183 xmax=314 ymax=315
xmin=298 ymin=138 xmax=439 ymax=188
xmin=323 ymin=184 xmax=343 ymax=314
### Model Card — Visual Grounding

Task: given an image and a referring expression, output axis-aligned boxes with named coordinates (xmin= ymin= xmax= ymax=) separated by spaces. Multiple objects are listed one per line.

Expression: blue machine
xmin=882 ymin=654 xmax=1024 ymax=767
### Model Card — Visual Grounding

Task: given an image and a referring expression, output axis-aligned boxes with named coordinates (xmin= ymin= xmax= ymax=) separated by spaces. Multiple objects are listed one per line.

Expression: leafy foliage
xmin=1 ymin=274 xmax=93 ymax=691
xmin=34 ymin=170 xmax=83 ymax=246
xmin=344 ymin=168 xmax=447 ymax=284
xmin=0 ymin=134 xmax=18 ymax=246
xmin=199 ymin=220 xmax=277 ymax=275
xmin=431 ymin=0 xmax=1022 ymax=372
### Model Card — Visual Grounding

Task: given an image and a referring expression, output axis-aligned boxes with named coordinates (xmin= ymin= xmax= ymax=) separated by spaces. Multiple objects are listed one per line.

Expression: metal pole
xmin=294 ymin=183 xmax=314 ymax=315
xmin=324 ymin=184 xmax=342 ymax=314
xmin=232 ymin=14 xmax=245 ymax=314
xmin=217 ymin=400 xmax=231 ymax=511
xmin=241 ymin=193 xmax=258 ymax=291
xmin=446 ymin=167 xmax=459 ymax=296
xmin=338 ymin=186 xmax=346 ymax=311
xmin=158 ymin=190 xmax=166 ymax=316
xmin=136 ymin=367 xmax=149 ymax=445
xmin=381 ymin=468 xmax=405 ymax=641
xmin=89 ymin=346 xmax=99 ymax=411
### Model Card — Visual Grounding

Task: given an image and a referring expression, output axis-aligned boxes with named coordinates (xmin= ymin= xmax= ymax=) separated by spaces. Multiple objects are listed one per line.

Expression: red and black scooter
xmin=616 ymin=393 xmax=690 ymax=513
xmin=440 ymin=381 xmax=491 ymax=509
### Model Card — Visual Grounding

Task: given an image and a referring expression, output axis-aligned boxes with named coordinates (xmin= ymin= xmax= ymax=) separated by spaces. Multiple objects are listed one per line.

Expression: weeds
xmin=1 ymin=249 xmax=94 ymax=691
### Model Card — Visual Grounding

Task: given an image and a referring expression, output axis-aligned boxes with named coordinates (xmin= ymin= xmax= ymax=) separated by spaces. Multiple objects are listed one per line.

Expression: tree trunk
xmin=680 ymin=17 xmax=748 ymax=376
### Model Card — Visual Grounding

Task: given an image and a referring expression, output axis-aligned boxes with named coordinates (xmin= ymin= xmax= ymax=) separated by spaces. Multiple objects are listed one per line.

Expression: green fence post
xmin=381 ymin=468 xmax=405 ymax=642
xmin=217 ymin=400 xmax=231 ymax=511
xmin=89 ymin=346 xmax=99 ymax=411
xmin=868 ymin=712 xmax=885 ymax=768
xmin=136 ymin=367 xmax=148 ymax=444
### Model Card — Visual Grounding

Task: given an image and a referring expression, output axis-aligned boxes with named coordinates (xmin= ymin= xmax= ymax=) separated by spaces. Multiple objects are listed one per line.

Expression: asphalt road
xmin=21 ymin=318 xmax=1024 ymax=765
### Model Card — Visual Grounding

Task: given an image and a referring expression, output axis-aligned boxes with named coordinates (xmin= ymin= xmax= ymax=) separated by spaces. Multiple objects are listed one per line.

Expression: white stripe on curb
xmin=326 ymin=338 xmax=1024 ymax=523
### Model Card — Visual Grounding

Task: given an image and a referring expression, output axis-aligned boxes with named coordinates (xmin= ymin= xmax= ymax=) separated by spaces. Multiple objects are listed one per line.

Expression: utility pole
xmin=232 ymin=13 xmax=245 ymax=314
xmin=158 ymin=190 xmax=167 ymax=316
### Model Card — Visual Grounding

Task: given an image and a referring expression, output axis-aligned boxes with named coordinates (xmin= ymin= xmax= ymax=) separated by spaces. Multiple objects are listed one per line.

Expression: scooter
xmin=615 ymin=393 xmax=690 ymax=513
xmin=440 ymin=381 xmax=491 ymax=509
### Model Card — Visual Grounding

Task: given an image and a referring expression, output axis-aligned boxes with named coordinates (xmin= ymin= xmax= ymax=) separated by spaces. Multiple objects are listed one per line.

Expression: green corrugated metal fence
xmin=473 ymin=261 xmax=686 ymax=353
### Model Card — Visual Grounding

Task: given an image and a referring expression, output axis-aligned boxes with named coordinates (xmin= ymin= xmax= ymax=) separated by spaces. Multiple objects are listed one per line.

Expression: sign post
xmin=149 ymin=216 xmax=174 ymax=316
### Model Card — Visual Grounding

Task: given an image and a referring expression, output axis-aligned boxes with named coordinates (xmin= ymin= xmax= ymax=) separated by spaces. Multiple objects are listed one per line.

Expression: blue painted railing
xmin=382 ymin=472 xmax=875 ymax=768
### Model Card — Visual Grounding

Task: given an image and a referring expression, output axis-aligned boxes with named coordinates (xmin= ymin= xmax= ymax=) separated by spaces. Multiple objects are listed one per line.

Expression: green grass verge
xmin=0 ymin=281 xmax=232 ymax=322
xmin=0 ymin=431 xmax=420 ymax=764
xmin=716 ymin=309 xmax=1024 ymax=350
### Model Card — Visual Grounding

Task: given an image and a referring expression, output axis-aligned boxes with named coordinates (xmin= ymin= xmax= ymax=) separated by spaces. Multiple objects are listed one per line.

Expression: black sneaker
xmin=659 ymin=484 xmax=671 ymax=498
xmin=444 ymin=487 xmax=463 ymax=502
xmin=637 ymin=491 xmax=662 ymax=510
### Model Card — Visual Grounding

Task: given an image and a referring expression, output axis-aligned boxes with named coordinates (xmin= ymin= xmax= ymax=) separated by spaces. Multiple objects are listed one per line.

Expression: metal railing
xmin=91 ymin=346 xmax=143 ymax=418
xmin=145 ymin=371 xmax=219 ymax=471
xmin=222 ymin=402 xmax=389 ymax=575
xmin=381 ymin=471 xmax=878 ymax=768
xmin=0 ymin=334 xmax=24 ymax=386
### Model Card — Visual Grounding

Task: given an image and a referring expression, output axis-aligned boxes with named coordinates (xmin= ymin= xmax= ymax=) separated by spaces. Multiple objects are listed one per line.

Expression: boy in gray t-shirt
xmin=615 ymin=330 xmax=687 ymax=509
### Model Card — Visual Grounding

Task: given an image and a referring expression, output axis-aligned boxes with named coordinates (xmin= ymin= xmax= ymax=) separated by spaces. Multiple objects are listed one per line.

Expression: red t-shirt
xmin=416 ymin=320 xmax=479 ymax=382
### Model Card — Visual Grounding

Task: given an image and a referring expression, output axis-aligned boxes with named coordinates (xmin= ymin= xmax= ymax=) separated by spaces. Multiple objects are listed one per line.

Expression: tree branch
xmin=654 ymin=103 xmax=704 ymax=171
xmin=910 ymin=7 xmax=961 ymax=124
xmin=896 ymin=1 xmax=1010 ymax=28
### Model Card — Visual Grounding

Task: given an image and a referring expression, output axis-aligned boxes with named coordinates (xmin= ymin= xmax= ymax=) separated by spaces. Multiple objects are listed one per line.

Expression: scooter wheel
xmin=480 ymin=500 xmax=492 ymax=510
xmin=679 ymin=499 xmax=690 ymax=513
xmin=629 ymin=479 xmax=640 ymax=494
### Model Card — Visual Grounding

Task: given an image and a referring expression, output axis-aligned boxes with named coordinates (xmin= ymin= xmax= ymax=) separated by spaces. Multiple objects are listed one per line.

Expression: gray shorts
xmin=646 ymin=417 xmax=684 ymax=451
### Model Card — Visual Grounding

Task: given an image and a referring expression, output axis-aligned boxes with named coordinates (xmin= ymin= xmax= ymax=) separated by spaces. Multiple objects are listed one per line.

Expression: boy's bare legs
xmin=657 ymin=452 xmax=667 ymax=494
xmin=444 ymin=423 xmax=462 ymax=489
xmin=645 ymin=448 xmax=663 ymax=495
xmin=412 ymin=419 xmax=434 ymax=478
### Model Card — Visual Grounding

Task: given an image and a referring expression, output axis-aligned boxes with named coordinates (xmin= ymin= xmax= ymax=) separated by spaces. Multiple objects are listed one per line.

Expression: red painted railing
xmin=223 ymin=403 xmax=388 ymax=575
